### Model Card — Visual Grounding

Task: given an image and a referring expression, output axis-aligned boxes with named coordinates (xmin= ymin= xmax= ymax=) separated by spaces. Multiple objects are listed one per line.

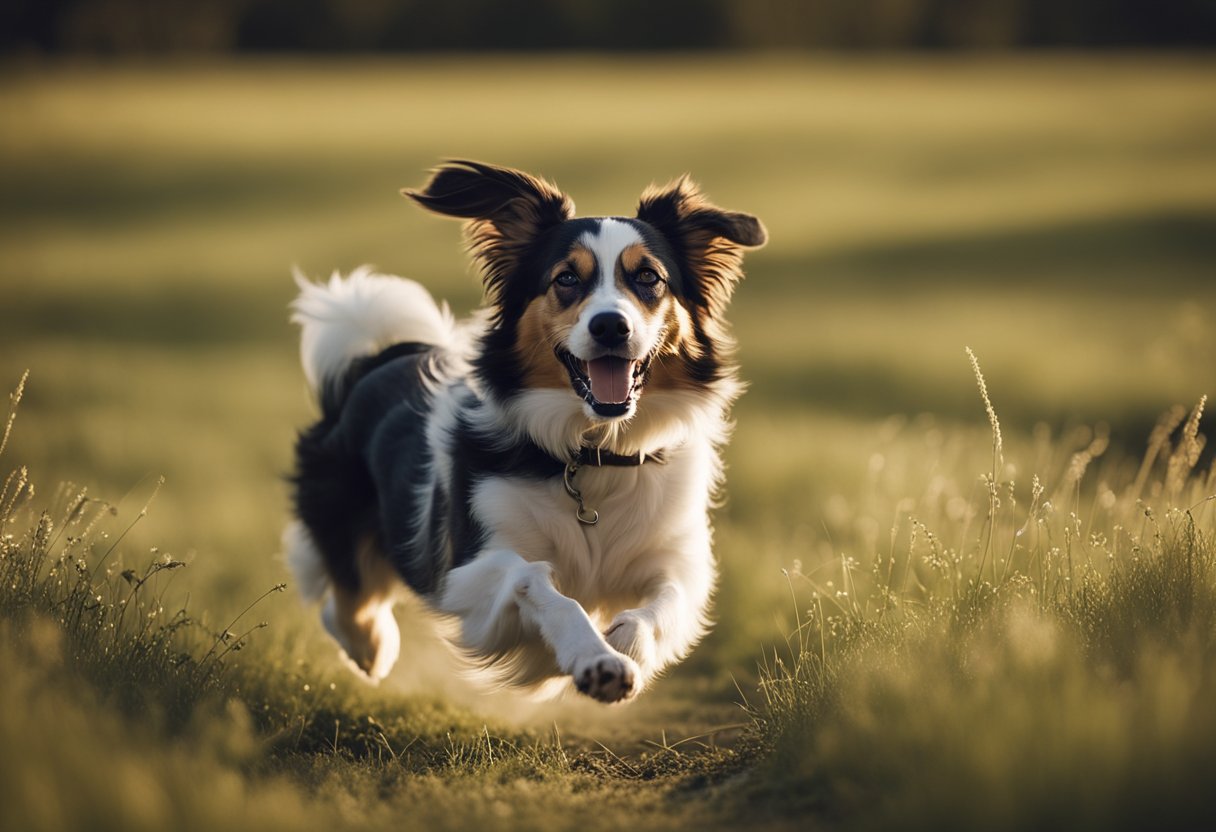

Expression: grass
xmin=2 ymin=361 xmax=1213 ymax=830
xmin=750 ymin=368 xmax=1216 ymax=829
xmin=1 ymin=54 xmax=1215 ymax=829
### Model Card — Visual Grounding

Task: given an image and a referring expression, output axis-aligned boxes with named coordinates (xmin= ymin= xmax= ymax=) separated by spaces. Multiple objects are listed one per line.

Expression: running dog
xmin=285 ymin=161 xmax=765 ymax=702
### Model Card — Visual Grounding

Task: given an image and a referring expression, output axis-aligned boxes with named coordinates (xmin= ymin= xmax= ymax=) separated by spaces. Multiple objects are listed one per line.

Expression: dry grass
xmin=752 ymin=359 xmax=1216 ymax=830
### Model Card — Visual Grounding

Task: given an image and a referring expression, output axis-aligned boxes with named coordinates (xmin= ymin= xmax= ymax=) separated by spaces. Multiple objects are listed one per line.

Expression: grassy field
xmin=1 ymin=55 xmax=1214 ymax=830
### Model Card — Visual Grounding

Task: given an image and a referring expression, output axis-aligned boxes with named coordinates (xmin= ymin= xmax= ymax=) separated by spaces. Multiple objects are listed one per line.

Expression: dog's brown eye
xmin=554 ymin=272 xmax=579 ymax=288
xmin=636 ymin=269 xmax=660 ymax=285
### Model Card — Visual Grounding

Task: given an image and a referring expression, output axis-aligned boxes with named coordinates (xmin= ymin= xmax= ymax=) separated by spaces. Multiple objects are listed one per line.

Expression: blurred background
xmin=1 ymin=1 xmax=1213 ymax=706
xmin=4 ymin=0 xmax=1216 ymax=52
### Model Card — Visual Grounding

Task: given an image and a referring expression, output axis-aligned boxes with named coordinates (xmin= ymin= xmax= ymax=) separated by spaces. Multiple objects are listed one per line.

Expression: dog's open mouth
xmin=557 ymin=348 xmax=652 ymax=418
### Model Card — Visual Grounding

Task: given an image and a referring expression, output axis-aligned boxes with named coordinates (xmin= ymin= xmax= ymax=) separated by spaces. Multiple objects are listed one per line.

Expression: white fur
xmin=566 ymin=219 xmax=660 ymax=363
xmin=485 ymin=386 xmax=735 ymax=463
xmin=431 ymin=376 xmax=726 ymax=695
xmin=282 ymin=520 xmax=328 ymax=602
xmin=436 ymin=549 xmax=639 ymax=701
xmin=450 ymin=436 xmax=719 ymax=676
xmin=290 ymin=265 xmax=456 ymax=392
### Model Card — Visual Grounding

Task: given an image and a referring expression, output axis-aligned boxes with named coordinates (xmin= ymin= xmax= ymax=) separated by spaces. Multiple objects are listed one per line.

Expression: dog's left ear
xmin=404 ymin=160 xmax=575 ymax=305
xmin=636 ymin=176 xmax=766 ymax=313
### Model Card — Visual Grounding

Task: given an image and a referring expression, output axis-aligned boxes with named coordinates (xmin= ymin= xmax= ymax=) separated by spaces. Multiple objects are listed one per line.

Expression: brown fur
xmin=513 ymin=232 xmax=715 ymax=397
xmin=565 ymin=245 xmax=596 ymax=280
xmin=635 ymin=176 xmax=766 ymax=396
xmin=410 ymin=163 xmax=765 ymax=404
xmin=404 ymin=161 xmax=575 ymax=312
xmin=648 ymin=301 xmax=705 ymax=393
xmin=514 ymin=243 xmax=600 ymax=389
xmin=328 ymin=536 xmax=400 ymax=676
xmin=636 ymin=175 xmax=766 ymax=318
xmin=516 ymin=294 xmax=578 ymax=389
xmin=618 ymin=243 xmax=666 ymax=279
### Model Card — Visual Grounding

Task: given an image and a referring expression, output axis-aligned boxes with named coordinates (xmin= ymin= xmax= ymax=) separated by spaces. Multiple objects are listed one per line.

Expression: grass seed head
xmin=965 ymin=347 xmax=1004 ymax=472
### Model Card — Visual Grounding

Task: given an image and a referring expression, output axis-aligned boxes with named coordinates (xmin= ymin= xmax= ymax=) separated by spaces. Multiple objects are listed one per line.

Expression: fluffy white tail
xmin=290 ymin=265 xmax=455 ymax=393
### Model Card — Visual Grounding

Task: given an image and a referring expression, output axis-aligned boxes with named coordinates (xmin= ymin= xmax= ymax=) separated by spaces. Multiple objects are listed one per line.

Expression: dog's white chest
xmin=469 ymin=452 xmax=709 ymax=607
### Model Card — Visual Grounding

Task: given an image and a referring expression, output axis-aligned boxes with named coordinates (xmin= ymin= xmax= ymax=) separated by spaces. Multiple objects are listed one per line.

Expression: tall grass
xmin=5 ymin=352 xmax=1214 ymax=831
xmin=752 ymin=353 xmax=1215 ymax=829
xmin=0 ymin=370 xmax=290 ymax=734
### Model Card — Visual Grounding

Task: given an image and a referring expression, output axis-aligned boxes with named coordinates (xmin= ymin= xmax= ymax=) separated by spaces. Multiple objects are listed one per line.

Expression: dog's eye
xmin=554 ymin=272 xmax=580 ymax=288
xmin=635 ymin=269 xmax=660 ymax=286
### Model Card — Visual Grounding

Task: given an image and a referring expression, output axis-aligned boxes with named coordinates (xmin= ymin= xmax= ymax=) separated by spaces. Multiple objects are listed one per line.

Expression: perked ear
xmin=403 ymin=160 xmax=575 ymax=304
xmin=636 ymin=176 xmax=766 ymax=313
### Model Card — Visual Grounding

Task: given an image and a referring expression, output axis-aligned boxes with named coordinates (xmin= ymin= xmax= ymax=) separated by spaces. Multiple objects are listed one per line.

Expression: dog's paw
xmin=321 ymin=595 xmax=399 ymax=683
xmin=572 ymin=651 xmax=638 ymax=704
xmin=605 ymin=611 xmax=656 ymax=669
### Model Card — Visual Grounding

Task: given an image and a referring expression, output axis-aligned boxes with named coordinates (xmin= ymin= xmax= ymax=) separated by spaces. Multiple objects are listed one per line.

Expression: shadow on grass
xmin=751 ymin=208 xmax=1216 ymax=292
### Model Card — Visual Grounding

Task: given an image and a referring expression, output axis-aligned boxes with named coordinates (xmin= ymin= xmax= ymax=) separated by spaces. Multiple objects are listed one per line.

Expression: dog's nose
xmin=588 ymin=311 xmax=632 ymax=347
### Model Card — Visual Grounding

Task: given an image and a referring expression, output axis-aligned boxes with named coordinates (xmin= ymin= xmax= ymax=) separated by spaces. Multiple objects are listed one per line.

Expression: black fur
xmin=446 ymin=404 xmax=564 ymax=571
xmin=292 ymin=343 xmax=565 ymax=596
xmin=292 ymin=344 xmax=436 ymax=593
xmin=404 ymin=160 xmax=573 ymax=227
xmin=635 ymin=177 xmax=767 ymax=316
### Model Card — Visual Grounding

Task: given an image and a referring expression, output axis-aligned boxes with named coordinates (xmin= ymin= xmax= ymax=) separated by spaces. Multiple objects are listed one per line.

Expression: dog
xmin=284 ymin=161 xmax=765 ymax=702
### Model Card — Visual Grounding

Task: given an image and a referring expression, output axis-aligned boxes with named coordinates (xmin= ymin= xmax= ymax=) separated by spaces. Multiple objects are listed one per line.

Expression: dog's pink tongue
xmin=587 ymin=357 xmax=633 ymax=404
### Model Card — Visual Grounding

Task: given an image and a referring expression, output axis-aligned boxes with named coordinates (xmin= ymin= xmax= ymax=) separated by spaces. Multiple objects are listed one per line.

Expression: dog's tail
xmin=290 ymin=265 xmax=456 ymax=398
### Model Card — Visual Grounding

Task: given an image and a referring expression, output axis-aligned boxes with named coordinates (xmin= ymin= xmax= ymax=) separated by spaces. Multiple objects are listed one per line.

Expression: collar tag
xmin=562 ymin=460 xmax=599 ymax=525
xmin=561 ymin=446 xmax=667 ymax=525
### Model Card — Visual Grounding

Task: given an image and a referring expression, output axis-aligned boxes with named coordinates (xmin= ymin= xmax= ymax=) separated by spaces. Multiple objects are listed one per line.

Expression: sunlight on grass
xmin=3 ymin=356 xmax=1212 ymax=829
xmin=750 ymin=355 xmax=1215 ymax=828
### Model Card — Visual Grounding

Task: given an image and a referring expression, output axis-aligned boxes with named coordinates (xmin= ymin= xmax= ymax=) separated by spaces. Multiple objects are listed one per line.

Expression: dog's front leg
xmin=604 ymin=563 xmax=714 ymax=692
xmin=438 ymin=549 xmax=639 ymax=703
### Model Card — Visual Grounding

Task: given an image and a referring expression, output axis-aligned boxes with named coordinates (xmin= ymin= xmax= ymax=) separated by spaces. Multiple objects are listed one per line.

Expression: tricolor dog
xmin=285 ymin=161 xmax=765 ymax=702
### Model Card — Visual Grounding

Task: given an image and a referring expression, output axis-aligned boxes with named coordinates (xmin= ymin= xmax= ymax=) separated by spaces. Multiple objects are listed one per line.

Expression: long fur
xmin=290 ymin=265 xmax=455 ymax=394
xmin=285 ymin=162 xmax=764 ymax=701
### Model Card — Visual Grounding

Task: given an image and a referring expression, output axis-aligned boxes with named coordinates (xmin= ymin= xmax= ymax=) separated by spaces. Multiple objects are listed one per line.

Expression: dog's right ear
xmin=404 ymin=160 xmax=573 ymax=224
xmin=403 ymin=161 xmax=575 ymax=303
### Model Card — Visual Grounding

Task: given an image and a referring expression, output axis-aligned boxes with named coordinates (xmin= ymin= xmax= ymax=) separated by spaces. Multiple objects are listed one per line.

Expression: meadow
xmin=1 ymin=55 xmax=1214 ymax=830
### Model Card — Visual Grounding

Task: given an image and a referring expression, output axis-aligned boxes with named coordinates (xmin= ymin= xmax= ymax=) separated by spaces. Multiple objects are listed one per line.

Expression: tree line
xmin=4 ymin=0 xmax=1213 ymax=54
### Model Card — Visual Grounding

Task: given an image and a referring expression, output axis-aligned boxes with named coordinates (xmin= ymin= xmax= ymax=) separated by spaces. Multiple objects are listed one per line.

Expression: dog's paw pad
xmin=572 ymin=652 xmax=637 ymax=703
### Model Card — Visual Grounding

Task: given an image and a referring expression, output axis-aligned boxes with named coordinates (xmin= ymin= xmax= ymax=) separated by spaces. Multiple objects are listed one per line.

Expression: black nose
xmin=588 ymin=311 xmax=632 ymax=347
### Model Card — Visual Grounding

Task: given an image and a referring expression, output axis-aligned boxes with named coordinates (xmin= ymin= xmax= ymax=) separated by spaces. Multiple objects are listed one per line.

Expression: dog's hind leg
xmin=320 ymin=535 xmax=401 ymax=682
xmin=438 ymin=549 xmax=639 ymax=703
xmin=285 ymin=521 xmax=401 ymax=682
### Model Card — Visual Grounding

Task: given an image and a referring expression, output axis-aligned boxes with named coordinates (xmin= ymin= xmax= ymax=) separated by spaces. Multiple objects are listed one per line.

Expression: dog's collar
xmin=561 ymin=445 xmax=668 ymax=526
xmin=575 ymin=446 xmax=667 ymax=467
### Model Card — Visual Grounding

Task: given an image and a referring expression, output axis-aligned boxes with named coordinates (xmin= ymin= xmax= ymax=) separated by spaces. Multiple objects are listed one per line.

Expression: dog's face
xmin=519 ymin=217 xmax=692 ymax=419
xmin=406 ymin=161 xmax=765 ymax=421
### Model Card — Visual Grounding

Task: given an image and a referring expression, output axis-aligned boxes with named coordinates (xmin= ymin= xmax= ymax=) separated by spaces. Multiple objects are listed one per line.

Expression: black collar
xmin=575 ymin=446 xmax=667 ymax=467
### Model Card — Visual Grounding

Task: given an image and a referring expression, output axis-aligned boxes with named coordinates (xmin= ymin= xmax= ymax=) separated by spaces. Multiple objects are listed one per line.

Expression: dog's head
xmin=405 ymin=160 xmax=765 ymax=423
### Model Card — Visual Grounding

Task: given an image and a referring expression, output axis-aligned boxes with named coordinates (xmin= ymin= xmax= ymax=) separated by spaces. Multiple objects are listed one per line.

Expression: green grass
xmin=1 ymin=54 xmax=1215 ymax=829
xmin=4 ymin=367 xmax=1213 ymax=830
xmin=750 ymin=380 xmax=1216 ymax=829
